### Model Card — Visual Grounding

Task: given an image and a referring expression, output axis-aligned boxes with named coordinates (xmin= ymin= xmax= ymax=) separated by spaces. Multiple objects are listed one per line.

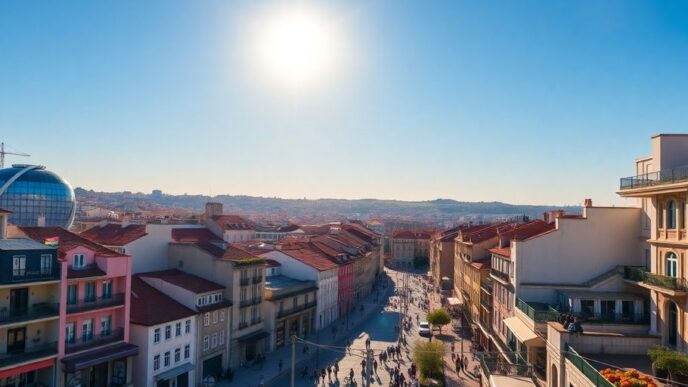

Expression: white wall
xmin=514 ymin=207 xmax=642 ymax=303
xmin=130 ymin=317 xmax=196 ymax=387
xmin=125 ymin=224 xmax=206 ymax=274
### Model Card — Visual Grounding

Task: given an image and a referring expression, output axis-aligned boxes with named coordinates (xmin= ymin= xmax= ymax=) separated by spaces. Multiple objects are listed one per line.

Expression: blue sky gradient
xmin=1 ymin=1 xmax=687 ymax=205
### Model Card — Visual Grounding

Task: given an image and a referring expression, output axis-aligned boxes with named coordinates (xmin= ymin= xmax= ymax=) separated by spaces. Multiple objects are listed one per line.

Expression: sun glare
xmin=255 ymin=6 xmax=339 ymax=88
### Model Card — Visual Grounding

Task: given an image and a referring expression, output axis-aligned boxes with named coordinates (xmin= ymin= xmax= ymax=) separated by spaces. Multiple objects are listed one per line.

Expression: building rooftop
xmin=211 ymin=215 xmax=254 ymax=231
xmin=0 ymin=237 xmax=53 ymax=251
xmin=280 ymin=248 xmax=339 ymax=271
xmin=392 ymin=230 xmax=432 ymax=240
xmin=171 ymin=227 xmax=222 ymax=243
xmin=265 ymin=275 xmax=318 ymax=300
xmin=130 ymin=276 xmax=196 ymax=326
xmin=81 ymin=223 xmax=147 ymax=246
xmin=139 ymin=269 xmax=225 ymax=294
xmin=18 ymin=226 xmax=123 ymax=257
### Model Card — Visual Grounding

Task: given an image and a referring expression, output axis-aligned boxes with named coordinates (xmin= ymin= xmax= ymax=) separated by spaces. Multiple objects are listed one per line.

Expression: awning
xmin=155 ymin=362 xmax=194 ymax=381
xmin=0 ymin=358 xmax=54 ymax=379
xmin=236 ymin=330 xmax=270 ymax=344
xmin=62 ymin=343 xmax=138 ymax=372
xmin=503 ymin=317 xmax=542 ymax=345
xmin=447 ymin=297 xmax=462 ymax=306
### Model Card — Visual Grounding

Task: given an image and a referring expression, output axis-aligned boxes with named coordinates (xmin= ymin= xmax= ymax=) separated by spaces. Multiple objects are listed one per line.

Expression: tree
xmin=413 ymin=341 xmax=445 ymax=386
xmin=426 ymin=308 xmax=452 ymax=334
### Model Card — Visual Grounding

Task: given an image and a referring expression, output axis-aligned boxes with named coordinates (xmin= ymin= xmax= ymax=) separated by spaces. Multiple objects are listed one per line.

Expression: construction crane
xmin=0 ymin=143 xmax=30 ymax=169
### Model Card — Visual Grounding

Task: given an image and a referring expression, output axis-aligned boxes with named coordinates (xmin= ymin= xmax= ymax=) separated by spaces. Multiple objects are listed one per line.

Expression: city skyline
xmin=2 ymin=1 xmax=688 ymax=206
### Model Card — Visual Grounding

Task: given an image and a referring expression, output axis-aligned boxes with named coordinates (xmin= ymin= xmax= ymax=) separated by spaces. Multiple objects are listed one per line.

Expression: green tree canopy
xmin=413 ymin=341 xmax=445 ymax=385
xmin=426 ymin=308 xmax=452 ymax=333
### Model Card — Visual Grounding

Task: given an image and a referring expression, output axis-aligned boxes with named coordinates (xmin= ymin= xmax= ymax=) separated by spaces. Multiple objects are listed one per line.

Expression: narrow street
xmin=267 ymin=267 xmax=480 ymax=387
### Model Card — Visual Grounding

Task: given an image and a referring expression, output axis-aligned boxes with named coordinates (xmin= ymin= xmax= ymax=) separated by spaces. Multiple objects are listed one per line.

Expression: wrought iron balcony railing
xmin=620 ymin=165 xmax=688 ymax=190
xmin=623 ymin=266 xmax=688 ymax=292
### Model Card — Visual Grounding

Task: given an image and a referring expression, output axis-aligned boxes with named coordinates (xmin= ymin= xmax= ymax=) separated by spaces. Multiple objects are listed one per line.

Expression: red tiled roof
xmin=499 ymin=220 xmax=556 ymax=241
xmin=171 ymin=228 xmax=222 ymax=243
xmin=193 ymin=242 xmax=262 ymax=262
xmin=19 ymin=227 xmax=123 ymax=258
xmin=459 ymin=223 xmax=515 ymax=244
xmin=130 ymin=276 xmax=196 ymax=326
xmin=280 ymin=248 xmax=339 ymax=271
xmin=211 ymin=215 xmax=254 ymax=231
xmin=392 ymin=230 xmax=432 ymax=240
xmin=489 ymin=247 xmax=511 ymax=258
xmin=139 ymin=269 xmax=225 ymax=293
xmin=341 ymin=223 xmax=379 ymax=241
xmin=81 ymin=224 xmax=147 ymax=246
xmin=471 ymin=260 xmax=491 ymax=270
xmin=300 ymin=224 xmax=332 ymax=235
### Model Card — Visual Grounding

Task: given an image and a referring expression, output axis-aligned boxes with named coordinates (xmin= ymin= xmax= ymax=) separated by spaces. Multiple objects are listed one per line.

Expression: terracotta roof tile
xmin=392 ymin=230 xmax=432 ymax=240
xmin=171 ymin=228 xmax=222 ymax=243
xmin=139 ymin=269 xmax=225 ymax=293
xmin=489 ymin=247 xmax=512 ymax=258
xmin=211 ymin=215 xmax=254 ymax=231
xmin=19 ymin=227 xmax=123 ymax=258
xmin=130 ymin=277 xmax=196 ymax=326
xmin=81 ymin=224 xmax=147 ymax=246
xmin=280 ymin=248 xmax=339 ymax=271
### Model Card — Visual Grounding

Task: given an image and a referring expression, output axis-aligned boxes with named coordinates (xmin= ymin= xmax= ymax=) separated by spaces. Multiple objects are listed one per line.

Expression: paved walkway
xmin=217 ymin=273 xmax=396 ymax=387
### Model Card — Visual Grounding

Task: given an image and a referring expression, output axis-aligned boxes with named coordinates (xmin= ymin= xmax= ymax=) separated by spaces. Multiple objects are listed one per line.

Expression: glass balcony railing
xmin=0 ymin=303 xmax=59 ymax=326
xmin=479 ymin=353 xmax=531 ymax=378
xmin=516 ymin=298 xmax=559 ymax=322
xmin=564 ymin=344 xmax=614 ymax=387
xmin=620 ymin=165 xmax=688 ymax=190
xmin=65 ymin=328 xmax=124 ymax=354
xmin=623 ymin=266 xmax=688 ymax=292
xmin=570 ymin=311 xmax=650 ymax=325
xmin=0 ymin=342 xmax=57 ymax=369
xmin=490 ymin=269 xmax=510 ymax=283
xmin=66 ymin=293 xmax=125 ymax=314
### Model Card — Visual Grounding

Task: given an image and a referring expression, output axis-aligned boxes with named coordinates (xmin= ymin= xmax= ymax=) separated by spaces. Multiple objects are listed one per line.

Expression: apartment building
xmin=263 ymin=260 xmax=317 ymax=351
xmin=17 ymin=226 xmax=138 ymax=387
xmin=203 ymin=203 xmax=255 ymax=243
xmin=254 ymin=224 xmax=304 ymax=241
xmin=0 ymin=215 xmax=60 ymax=386
xmin=137 ymin=270 xmax=231 ymax=382
xmin=429 ymin=226 xmax=460 ymax=290
xmin=390 ymin=230 xmax=431 ymax=269
xmin=130 ymin=277 xmax=197 ymax=387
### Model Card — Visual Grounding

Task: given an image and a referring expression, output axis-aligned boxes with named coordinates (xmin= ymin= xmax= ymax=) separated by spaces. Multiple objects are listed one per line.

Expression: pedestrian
xmin=327 ymin=365 xmax=332 ymax=380
xmin=349 ymin=368 xmax=355 ymax=382
xmin=373 ymin=359 xmax=378 ymax=373
xmin=278 ymin=359 xmax=283 ymax=373
xmin=366 ymin=337 xmax=371 ymax=349
xmin=334 ymin=361 xmax=339 ymax=376
xmin=463 ymin=355 xmax=469 ymax=371
xmin=321 ymin=368 xmax=326 ymax=384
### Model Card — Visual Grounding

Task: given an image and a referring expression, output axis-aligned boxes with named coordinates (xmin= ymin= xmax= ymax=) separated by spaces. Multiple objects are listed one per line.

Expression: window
xmin=240 ymin=287 xmax=247 ymax=301
xmin=211 ymin=333 xmax=218 ymax=348
xmin=67 ymin=285 xmax=78 ymax=305
xmin=667 ymin=252 xmax=679 ymax=278
xmin=12 ymin=255 xmax=26 ymax=277
xmin=240 ymin=308 xmax=247 ymax=324
xmin=682 ymin=201 xmax=687 ymax=229
xmin=220 ymin=310 xmax=225 ymax=322
xmin=204 ymin=313 xmax=210 ymax=326
xmin=175 ymin=322 xmax=181 ymax=336
xmin=102 ymin=280 xmax=112 ymax=299
xmin=82 ymin=319 xmax=94 ymax=341
xmin=279 ymin=301 xmax=284 ymax=312
xmin=73 ymin=254 xmax=85 ymax=268
xmin=203 ymin=335 xmax=210 ymax=351
xmin=154 ymin=328 xmax=161 ymax=343
xmin=184 ymin=344 xmax=190 ymax=359
xmin=164 ymin=351 xmax=170 ymax=367
xmin=185 ymin=320 xmax=191 ymax=334
xmin=101 ymin=316 xmax=111 ymax=336
xmin=153 ymin=354 xmax=160 ymax=370
xmin=213 ymin=311 xmax=218 ymax=324
xmin=219 ymin=330 xmax=225 ymax=345
xmin=165 ymin=325 xmax=171 ymax=340
xmin=40 ymin=254 xmax=52 ymax=274
xmin=668 ymin=200 xmax=677 ymax=229
xmin=84 ymin=282 xmax=96 ymax=302
xmin=659 ymin=203 xmax=665 ymax=228
xmin=66 ymin=322 xmax=76 ymax=344
xmin=293 ymin=297 xmax=297 ymax=309
xmin=174 ymin=348 xmax=181 ymax=363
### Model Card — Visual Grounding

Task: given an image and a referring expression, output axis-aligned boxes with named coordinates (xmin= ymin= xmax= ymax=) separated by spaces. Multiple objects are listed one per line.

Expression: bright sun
xmin=255 ymin=6 xmax=339 ymax=88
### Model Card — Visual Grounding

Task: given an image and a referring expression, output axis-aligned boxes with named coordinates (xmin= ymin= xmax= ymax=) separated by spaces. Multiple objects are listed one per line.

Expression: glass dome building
xmin=0 ymin=164 xmax=76 ymax=228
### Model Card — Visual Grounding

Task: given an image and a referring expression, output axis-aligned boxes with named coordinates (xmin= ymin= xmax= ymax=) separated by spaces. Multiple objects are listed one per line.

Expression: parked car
xmin=419 ymin=321 xmax=432 ymax=337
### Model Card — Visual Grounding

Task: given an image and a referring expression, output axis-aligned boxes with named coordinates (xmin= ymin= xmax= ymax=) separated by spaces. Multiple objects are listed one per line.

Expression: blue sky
xmin=1 ymin=1 xmax=687 ymax=206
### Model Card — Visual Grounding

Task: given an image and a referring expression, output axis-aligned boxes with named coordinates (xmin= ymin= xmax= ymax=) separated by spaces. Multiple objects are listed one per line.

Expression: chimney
xmin=205 ymin=202 xmax=223 ymax=218
xmin=0 ymin=211 xmax=8 ymax=239
xmin=583 ymin=198 xmax=593 ymax=208
xmin=37 ymin=215 xmax=46 ymax=228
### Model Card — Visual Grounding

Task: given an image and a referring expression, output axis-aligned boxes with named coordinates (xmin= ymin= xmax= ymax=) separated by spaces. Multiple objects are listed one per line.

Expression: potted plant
xmin=656 ymin=352 xmax=688 ymax=384
xmin=648 ymin=346 xmax=670 ymax=378
xmin=600 ymin=368 xmax=657 ymax=387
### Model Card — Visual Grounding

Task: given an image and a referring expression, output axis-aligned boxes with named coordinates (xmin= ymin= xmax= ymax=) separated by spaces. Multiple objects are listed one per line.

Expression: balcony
xmin=620 ymin=165 xmax=688 ymax=191
xmin=564 ymin=344 xmax=614 ymax=387
xmin=238 ymin=321 xmax=248 ymax=329
xmin=65 ymin=328 xmax=124 ymax=354
xmin=251 ymin=318 xmax=263 ymax=326
xmin=516 ymin=298 xmax=559 ymax=323
xmin=66 ymin=293 xmax=125 ymax=314
xmin=0 ymin=303 xmax=59 ymax=327
xmin=240 ymin=278 xmax=250 ymax=286
xmin=0 ymin=342 xmax=57 ymax=369
xmin=623 ymin=266 xmax=688 ymax=295
xmin=479 ymin=353 xmax=532 ymax=379
xmin=239 ymin=297 xmax=262 ymax=308
xmin=570 ymin=312 xmax=650 ymax=325
xmin=277 ymin=301 xmax=317 ymax=319
xmin=480 ymin=295 xmax=492 ymax=310
xmin=253 ymin=276 xmax=263 ymax=284
xmin=480 ymin=279 xmax=493 ymax=295
xmin=490 ymin=268 xmax=510 ymax=284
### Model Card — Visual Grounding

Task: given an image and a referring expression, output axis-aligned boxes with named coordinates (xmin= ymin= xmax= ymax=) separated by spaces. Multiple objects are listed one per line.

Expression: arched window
xmin=667 ymin=301 xmax=679 ymax=347
xmin=667 ymin=200 xmax=677 ymax=229
xmin=666 ymin=252 xmax=679 ymax=278
xmin=659 ymin=202 xmax=664 ymax=228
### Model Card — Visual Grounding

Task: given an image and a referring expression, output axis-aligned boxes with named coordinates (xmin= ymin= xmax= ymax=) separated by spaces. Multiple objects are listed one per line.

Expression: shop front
xmin=155 ymin=362 xmax=193 ymax=387
xmin=61 ymin=342 xmax=138 ymax=387
xmin=0 ymin=358 xmax=56 ymax=387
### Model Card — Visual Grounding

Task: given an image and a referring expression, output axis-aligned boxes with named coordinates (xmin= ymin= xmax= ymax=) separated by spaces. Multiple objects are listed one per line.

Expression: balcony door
xmin=10 ymin=288 xmax=29 ymax=317
xmin=7 ymin=327 xmax=26 ymax=354
xmin=668 ymin=301 xmax=679 ymax=347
